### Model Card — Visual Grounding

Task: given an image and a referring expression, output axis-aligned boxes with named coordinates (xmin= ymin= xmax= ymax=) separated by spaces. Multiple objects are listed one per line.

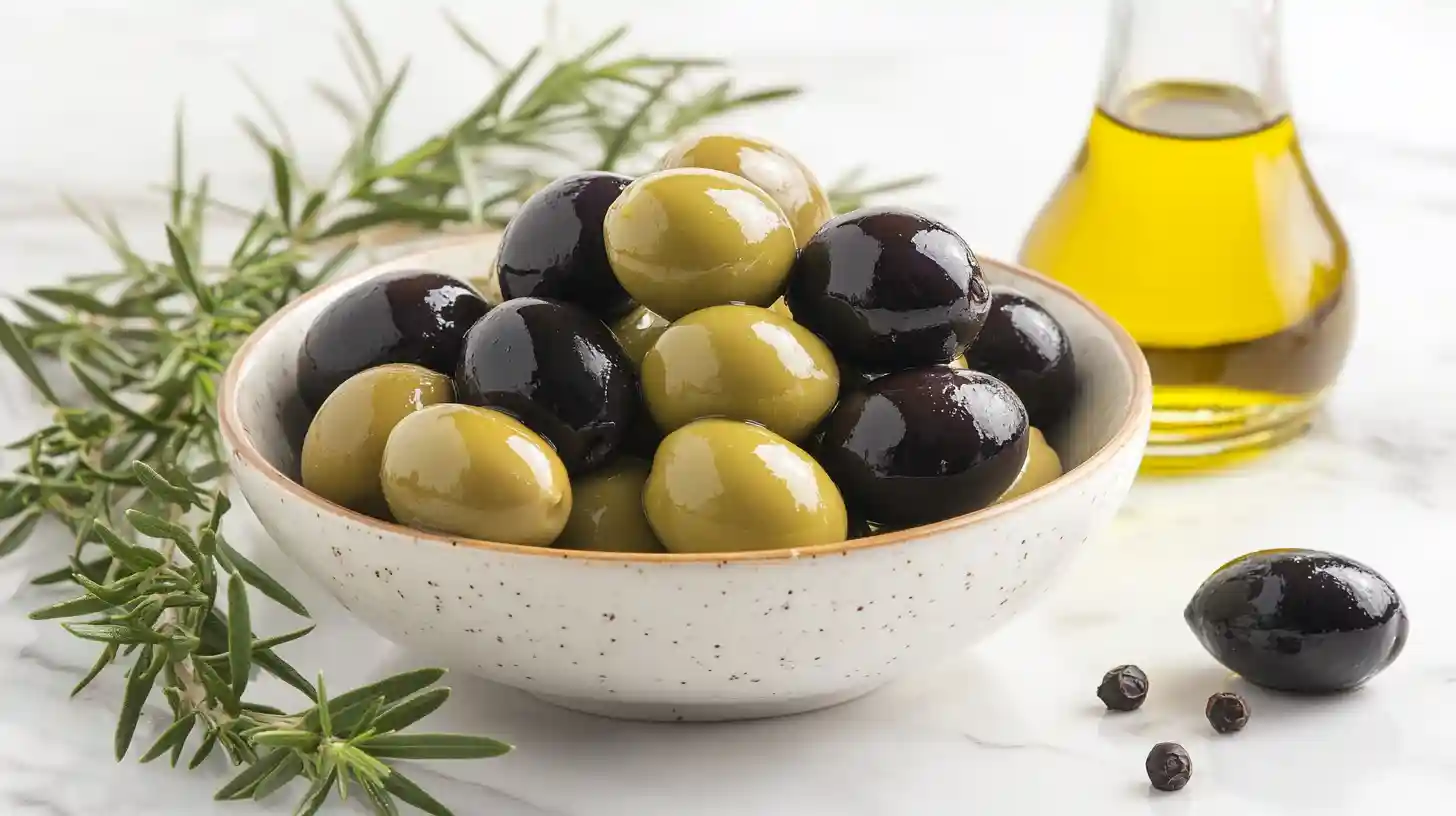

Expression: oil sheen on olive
xmin=603 ymin=168 xmax=797 ymax=320
xmin=556 ymin=458 xmax=665 ymax=553
xmin=644 ymin=419 xmax=847 ymax=554
xmin=785 ymin=206 xmax=991 ymax=370
xmin=300 ymin=364 xmax=453 ymax=519
xmin=641 ymin=305 xmax=839 ymax=442
xmin=297 ymin=269 xmax=488 ymax=411
xmin=816 ymin=368 xmax=1029 ymax=527
xmin=380 ymin=404 xmax=571 ymax=547
xmin=455 ymin=297 xmax=637 ymax=473
xmin=964 ymin=286 xmax=1077 ymax=429
xmin=995 ymin=426 xmax=1063 ymax=504
xmin=609 ymin=304 xmax=671 ymax=370
xmin=1184 ymin=549 xmax=1409 ymax=694
xmin=656 ymin=132 xmax=834 ymax=247
xmin=496 ymin=171 xmax=636 ymax=319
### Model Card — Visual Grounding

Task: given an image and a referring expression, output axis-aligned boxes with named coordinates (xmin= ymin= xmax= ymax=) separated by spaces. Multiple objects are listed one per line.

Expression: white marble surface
xmin=2 ymin=1 xmax=1455 ymax=814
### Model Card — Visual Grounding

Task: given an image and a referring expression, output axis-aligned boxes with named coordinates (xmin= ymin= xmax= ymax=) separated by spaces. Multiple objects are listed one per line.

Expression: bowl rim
xmin=219 ymin=234 xmax=1152 ymax=565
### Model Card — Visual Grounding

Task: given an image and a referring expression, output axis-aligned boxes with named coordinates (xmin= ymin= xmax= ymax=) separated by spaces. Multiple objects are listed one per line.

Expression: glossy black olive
xmin=455 ymin=297 xmax=638 ymax=473
xmin=297 ymin=270 xmax=488 ymax=411
xmin=815 ymin=368 xmax=1028 ymax=527
xmin=1184 ymin=549 xmax=1409 ymax=694
xmin=785 ymin=206 xmax=991 ymax=370
xmin=496 ymin=171 xmax=636 ymax=319
xmin=964 ymin=286 xmax=1077 ymax=429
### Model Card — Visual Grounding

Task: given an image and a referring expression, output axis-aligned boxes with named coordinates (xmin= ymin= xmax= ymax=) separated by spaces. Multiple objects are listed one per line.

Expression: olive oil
xmin=1020 ymin=80 xmax=1353 ymax=471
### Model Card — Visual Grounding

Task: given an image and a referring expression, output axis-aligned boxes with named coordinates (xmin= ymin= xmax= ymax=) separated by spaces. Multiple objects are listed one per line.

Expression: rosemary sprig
xmin=0 ymin=3 xmax=926 ymax=813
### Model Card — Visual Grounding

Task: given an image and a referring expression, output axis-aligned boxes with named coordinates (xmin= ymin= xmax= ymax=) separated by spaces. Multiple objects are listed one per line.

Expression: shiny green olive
xmin=996 ymin=427 xmax=1063 ymax=503
xmin=609 ymin=304 xmax=671 ymax=370
xmin=656 ymin=132 xmax=834 ymax=247
xmin=301 ymin=364 xmax=453 ymax=519
xmin=556 ymin=458 xmax=665 ymax=553
xmin=603 ymin=168 xmax=797 ymax=320
xmin=645 ymin=419 xmax=847 ymax=554
xmin=641 ymin=305 xmax=839 ymax=442
xmin=381 ymin=404 xmax=571 ymax=547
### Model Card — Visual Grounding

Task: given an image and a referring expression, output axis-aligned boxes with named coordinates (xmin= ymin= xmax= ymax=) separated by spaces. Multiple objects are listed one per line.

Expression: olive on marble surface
xmin=300 ymin=364 xmax=453 ymax=519
xmin=785 ymin=206 xmax=991 ymax=371
xmin=815 ymin=368 xmax=1029 ymax=527
xmin=963 ymin=286 xmax=1077 ymax=429
xmin=656 ymin=132 xmax=834 ymax=247
xmin=644 ymin=419 xmax=847 ymax=554
xmin=380 ymin=404 xmax=571 ymax=547
xmin=603 ymin=168 xmax=797 ymax=320
xmin=454 ymin=297 xmax=638 ymax=473
xmin=556 ymin=458 xmax=665 ymax=554
xmin=496 ymin=171 xmax=636 ymax=319
xmin=1184 ymin=549 xmax=1409 ymax=694
xmin=640 ymin=304 xmax=839 ymax=442
xmin=297 ymin=270 xmax=488 ymax=411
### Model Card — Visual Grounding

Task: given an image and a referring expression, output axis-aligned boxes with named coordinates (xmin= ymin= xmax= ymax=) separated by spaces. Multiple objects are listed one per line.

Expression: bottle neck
xmin=1097 ymin=0 xmax=1288 ymax=133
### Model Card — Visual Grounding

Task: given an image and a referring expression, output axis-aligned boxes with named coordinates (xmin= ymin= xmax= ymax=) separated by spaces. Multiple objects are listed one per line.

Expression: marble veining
xmin=3 ymin=0 xmax=1456 ymax=814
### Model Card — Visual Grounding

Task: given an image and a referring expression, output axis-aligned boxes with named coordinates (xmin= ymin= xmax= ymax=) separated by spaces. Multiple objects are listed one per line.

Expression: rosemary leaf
xmin=215 ymin=747 xmax=291 ymax=800
xmin=362 ymin=778 xmax=400 ymax=816
xmin=270 ymin=147 xmax=294 ymax=228
xmin=300 ymin=668 xmax=445 ymax=731
xmin=252 ymin=730 xmax=320 ymax=751
xmin=214 ymin=533 xmax=310 ymax=616
xmin=227 ymin=573 xmax=253 ymax=698
xmin=71 ymin=643 xmax=119 ymax=697
xmin=116 ymin=644 xmax=165 ymax=760
xmin=64 ymin=622 xmax=169 ymax=645
xmin=0 ymin=314 xmax=60 ymax=404
xmin=133 ymin=461 xmax=202 ymax=509
xmin=252 ymin=749 xmax=306 ymax=800
xmin=189 ymin=729 xmax=220 ymax=769
xmin=294 ymin=768 xmax=338 ymax=816
xmin=255 ymin=648 xmax=318 ymax=699
xmin=0 ymin=511 xmax=43 ymax=557
xmin=382 ymin=768 xmax=455 ymax=816
xmin=140 ymin=713 xmax=197 ymax=764
xmin=370 ymin=687 xmax=450 ymax=735
xmin=250 ymin=624 xmax=316 ymax=651
xmin=29 ymin=594 xmax=114 ymax=620
xmin=360 ymin=733 xmax=513 ymax=760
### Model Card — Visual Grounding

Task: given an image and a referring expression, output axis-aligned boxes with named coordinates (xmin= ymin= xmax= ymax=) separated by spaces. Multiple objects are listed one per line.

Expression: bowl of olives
xmin=220 ymin=133 xmax=1152 ymax=722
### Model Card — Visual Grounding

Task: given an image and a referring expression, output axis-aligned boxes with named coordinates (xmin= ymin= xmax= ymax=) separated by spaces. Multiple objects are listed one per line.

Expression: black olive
xmin=785 ymin=206 xmax=991 ymax=371
xmin=1184 ymin=549 xmax=1409 ymax=694
xmin=963 ymin=286 xmax=1077 ymax=430
xmin=815 ymin=368 xmax=1028 ymax=527
xmin=496 ymin=171 xmax=635 ymax=319
xmin=455 ymin=297 xmax=638 ymax=473
xmin=297 ymin=270 xmax=488 ymax=411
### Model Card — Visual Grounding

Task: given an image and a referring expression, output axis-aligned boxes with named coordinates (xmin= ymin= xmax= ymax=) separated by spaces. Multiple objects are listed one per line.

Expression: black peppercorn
xmin=1096 ymin=664 xmax=1149 ymax=711
xmin=1146 ymin=742 xmax=1192 ymax=792
xmin=1205 ymin=691 xmax=1250 ymax=734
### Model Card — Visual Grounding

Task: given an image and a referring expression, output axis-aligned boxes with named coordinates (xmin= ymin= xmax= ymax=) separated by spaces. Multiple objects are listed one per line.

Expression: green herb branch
xmin=0 ymin=3 xmax=926 ymax=814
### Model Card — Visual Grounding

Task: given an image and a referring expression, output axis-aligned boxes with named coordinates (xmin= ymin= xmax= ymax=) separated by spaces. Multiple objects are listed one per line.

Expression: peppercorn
xmin=1145 ymin=742 xmax=1192 ymax=792
xmin=1096 ymin=664 xmax=1148 ymax=711
xmin=1205 ymin=691 xmax=1250 ymax=733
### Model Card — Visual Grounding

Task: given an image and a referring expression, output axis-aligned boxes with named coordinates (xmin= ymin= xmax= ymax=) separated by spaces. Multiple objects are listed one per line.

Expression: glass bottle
xmin=1019 ymin=0 xmax=1353 ymax=472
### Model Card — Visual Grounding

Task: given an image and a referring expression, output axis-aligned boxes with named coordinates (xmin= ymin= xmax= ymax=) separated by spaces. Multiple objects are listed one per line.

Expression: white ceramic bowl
xmin=220 ymin=235 xmax=1151 ymax=722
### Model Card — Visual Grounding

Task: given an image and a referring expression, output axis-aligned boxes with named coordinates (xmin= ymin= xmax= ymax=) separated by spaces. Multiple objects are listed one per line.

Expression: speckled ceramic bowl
xmin=219 ymin=234 xmax=1151 ymax=722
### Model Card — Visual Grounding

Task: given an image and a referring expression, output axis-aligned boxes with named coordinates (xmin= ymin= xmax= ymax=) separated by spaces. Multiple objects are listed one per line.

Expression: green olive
xmin=381 ymin=404 xmax=571 ymax=546
xmin=645 ymin=419 xmax=847 ymax=554
xmin=556 ymin=458 xmax=665 ymax=553
xmin=641 ymin=305 xmax=839 ymax=442
xmin=301 ymin=364 xmax=453 ymax=519
xmin=996 ymin=427 xmax=1063 ymax=503
xmin=657 ymin=132 xmax=834 ymax=247
xmin=609 ymin=304 xmax=671 ymax=370
xmin=603 ymin=168 xmax=797 ymax=320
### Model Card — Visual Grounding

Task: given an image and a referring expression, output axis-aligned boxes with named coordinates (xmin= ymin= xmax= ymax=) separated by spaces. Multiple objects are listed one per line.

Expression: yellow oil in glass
xmin=1019 ymin=81 xmax=1354 ymax=472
